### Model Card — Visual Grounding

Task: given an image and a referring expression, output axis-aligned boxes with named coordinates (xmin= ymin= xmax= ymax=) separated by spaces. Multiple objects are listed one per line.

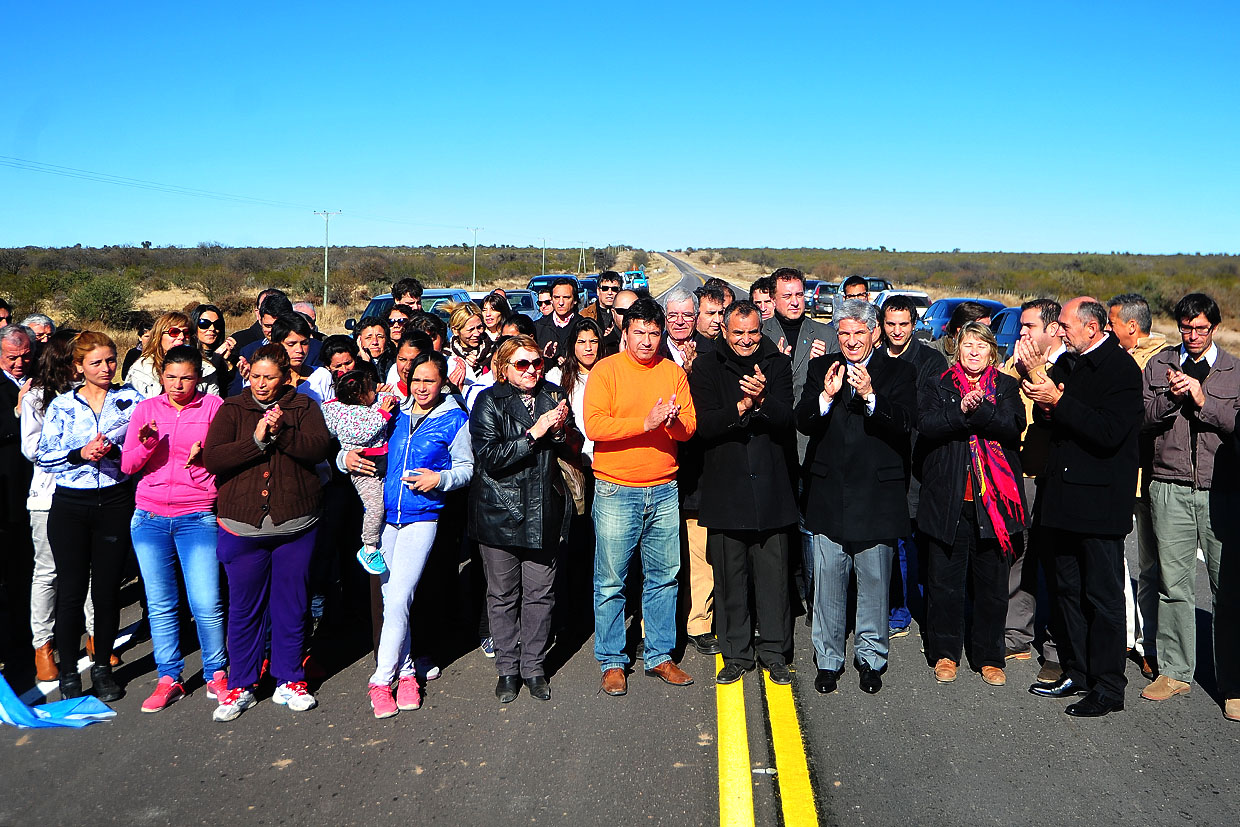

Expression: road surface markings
xmin=715 ymin=654 xmax=755 ymax=827
xmin=763 ymin=672 xmax=820 ymax=827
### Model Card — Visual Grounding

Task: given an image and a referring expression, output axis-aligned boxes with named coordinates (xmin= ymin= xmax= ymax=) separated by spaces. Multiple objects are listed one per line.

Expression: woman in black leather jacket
xmin=467 ymin=334 xmax=582 ymax=703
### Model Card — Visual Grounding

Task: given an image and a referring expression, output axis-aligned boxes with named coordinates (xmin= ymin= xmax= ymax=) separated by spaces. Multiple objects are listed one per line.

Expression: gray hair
xmin=0 ymin=324 xmax=32 ymax=348
xmin=1077 ymin=300 xmax=1109 ymax=330
xmin=835 ymin=298 xmax=878 ymax=331
xmin=20 ymin=313 xmax=55 ymax=332
xmin=662 ymin=288 xmax=698 ymax=312
xmin=1107 ymin=293 xmax=1151 ymax=335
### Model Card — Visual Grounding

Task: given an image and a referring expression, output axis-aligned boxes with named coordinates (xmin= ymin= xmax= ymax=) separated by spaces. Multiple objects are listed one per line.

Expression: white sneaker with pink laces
xmin=272 ymin=680 xmax=317 ymax=712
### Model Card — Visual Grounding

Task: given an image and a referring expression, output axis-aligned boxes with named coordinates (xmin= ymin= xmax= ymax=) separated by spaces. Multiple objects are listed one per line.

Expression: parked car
xmin=989 ymin=306 xmax=1022 ymax=361
xmin=578 ymin=277 xmax=599 ymax=307
xmin=810 ymin=282 xmax=838 ymax=318
xmin=503 ymin=288 xmax=542 ymax=321
xmin=624 ymin=270 xmax=648 ymax=290
xmin=345 ymin=288 xmax=472 ymax=332
xmin=526 ymin=274 xmax=579 ymax=294
xmin=802 ymin=279 xmax=821 ymax=315
xmin=872 ymin=290 xmax=932 ymax=318
xmin=918 ymin=297 xmax=1006 ymax=340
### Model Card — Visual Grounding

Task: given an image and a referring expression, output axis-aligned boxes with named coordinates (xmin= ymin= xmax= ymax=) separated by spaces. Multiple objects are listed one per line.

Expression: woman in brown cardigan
xmin=203 ymin=345 xmax=331 ymax=722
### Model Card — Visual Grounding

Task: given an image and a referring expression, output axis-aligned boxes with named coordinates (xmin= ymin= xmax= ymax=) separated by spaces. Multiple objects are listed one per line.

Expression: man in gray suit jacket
xmin=760 ymin=268 xmax=840 ymax=609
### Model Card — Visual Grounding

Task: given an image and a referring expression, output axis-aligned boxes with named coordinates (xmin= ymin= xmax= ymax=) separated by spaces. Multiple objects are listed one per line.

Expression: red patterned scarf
xmin=948 ymin=363 xmax=1025 ymax=557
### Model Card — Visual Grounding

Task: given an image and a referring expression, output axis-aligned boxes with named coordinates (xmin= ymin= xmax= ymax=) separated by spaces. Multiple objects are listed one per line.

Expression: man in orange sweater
xmin=584 ymin=298 xmax=698 ymax=696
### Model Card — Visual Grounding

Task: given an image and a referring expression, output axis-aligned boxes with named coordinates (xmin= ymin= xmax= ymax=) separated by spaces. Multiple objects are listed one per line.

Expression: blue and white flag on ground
xmin=0 ymin=672 xmax=116 ymax=729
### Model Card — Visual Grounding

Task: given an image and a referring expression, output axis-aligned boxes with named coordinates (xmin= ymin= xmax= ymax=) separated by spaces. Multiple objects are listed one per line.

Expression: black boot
xmin=59 ymin=671 xmax=84 ymax=699
xmin=90 ymin=665 xmax=124 ymax=702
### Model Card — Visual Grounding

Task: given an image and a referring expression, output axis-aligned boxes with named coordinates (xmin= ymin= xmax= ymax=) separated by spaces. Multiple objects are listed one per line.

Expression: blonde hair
xmin=145 ymin=311 xmax=191 ymax=376
xmin=954 ymin=321 xmax=1001 ymax=367
xmin=444 ymin=302 xmax=483 ymax=334
xmin=491 ymin=335 xmax=541 ymax=381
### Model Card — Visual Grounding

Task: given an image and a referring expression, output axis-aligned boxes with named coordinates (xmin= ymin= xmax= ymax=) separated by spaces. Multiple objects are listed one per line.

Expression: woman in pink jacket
xmin=121 ymin=345 xmax=227 ymax=714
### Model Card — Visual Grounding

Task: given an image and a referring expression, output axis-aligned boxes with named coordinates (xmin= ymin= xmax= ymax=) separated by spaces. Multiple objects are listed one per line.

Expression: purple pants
xmin=217 ymin=526 xmax=317 ymax=689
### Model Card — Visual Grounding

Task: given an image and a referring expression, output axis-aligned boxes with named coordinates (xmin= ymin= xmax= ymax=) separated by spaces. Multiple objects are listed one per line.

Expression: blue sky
xmin=2 ymin=1 xmax=1237 ymax=254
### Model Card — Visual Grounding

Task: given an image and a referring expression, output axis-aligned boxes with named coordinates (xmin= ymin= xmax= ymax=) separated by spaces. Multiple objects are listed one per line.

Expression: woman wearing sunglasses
xmin=127 ymin=312 xmax=220 ymax=398
xmin=190 ymin=304 xmax=234 ymax=395
xmin=467 ymin=335 xmax=581 ymax=703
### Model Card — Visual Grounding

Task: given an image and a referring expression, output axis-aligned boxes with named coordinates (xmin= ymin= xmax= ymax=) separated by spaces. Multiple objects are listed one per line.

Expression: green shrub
xmin=67 ymin=272 xmax=136 ymax=326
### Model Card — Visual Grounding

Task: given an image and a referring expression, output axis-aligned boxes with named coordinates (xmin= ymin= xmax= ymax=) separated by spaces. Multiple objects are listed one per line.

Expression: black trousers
xmin=1044 ymin=527 xmax=1127 ymax=699
xmin=925 ymin=504 xmax=1009 ymax=669
xmin=708 ymin=528 xmax=792 ymax=668
xmin=47 ymin=485 xmax=134 ymax=672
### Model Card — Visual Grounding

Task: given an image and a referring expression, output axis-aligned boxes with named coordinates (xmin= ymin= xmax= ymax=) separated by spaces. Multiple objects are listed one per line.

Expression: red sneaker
xmin=141 ymin=676 xmax=185 ymax=713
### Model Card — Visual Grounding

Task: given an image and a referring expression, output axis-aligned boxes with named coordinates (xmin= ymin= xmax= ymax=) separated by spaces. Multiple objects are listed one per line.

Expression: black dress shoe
xmin=1028 ymin=675 xmax=1089 ymax=698
xmin=90 ymin=665 xmax=123 ymax=702
xmin=523 ymin=676 xmax=551 ymax=701
xmin=689 ymin=633 xmax=721 ymax=656
xmin=814 ymin=668 xmax=842 ymax=694
xmin=495 ymin=675 xmax=520 ymax=703
xmin=764 ymin=661 xmax=793 ymax=685
xmin=716 ymin=662 xmax=749 ymax=684
xmin=1065 ymin=690 xmax=1124 ymax=717
xmin=856 ymin=662 xmax=882 ymax=694
xmin=59 ymin=672 xmax=84 ymax=700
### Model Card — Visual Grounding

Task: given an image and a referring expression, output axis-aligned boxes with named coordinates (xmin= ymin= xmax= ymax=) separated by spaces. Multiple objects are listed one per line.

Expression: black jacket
xmin=688 ymin=338 xmax=799 ymax=532
xmin=0 ymin=377 xmax=32 ymax=523
xmin=1036 ymin=335 xmax=1143 ymax=536
xmin=661 ymin=332 xmax=715 ymax=509
xmin=916 ymin=370 xmax=1027 ymax=546
xmin=533 ymin=313 xmax=578 ymax=368
xmin=466 ymin=379 xmax=581 ymax=549
xmin=796 ymin=353 xmax=916 ymax=543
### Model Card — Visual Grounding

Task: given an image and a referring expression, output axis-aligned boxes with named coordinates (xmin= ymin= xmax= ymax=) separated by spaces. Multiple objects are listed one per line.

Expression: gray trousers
xmin=1005 ymin=477 xmax=1058 ymax=662
xmin=480 ymin=543 xmax=557 ymax=679
xmin=30 ymin=510 xmax=94 ymax=649
xmin=1148 ymin=480 xmax=1233 ymax=686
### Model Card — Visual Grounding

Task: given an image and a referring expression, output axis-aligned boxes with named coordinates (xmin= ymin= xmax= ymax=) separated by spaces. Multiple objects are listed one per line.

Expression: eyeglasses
xmin=666 ymin=312 xmax=697 ymax=320
xmin=537 ymin=299 xmax=552 ymax=306
xmin=598 ymin=285 xmax=620 ymax=292
xmin=197 ymin=318 xmax=224 ymax=330
xmin=388 ymin=317 xmax=408 ymax=325
xmin=164 ymin=327 xmax=188 ymax=338
xmin=1179 ymin=324 xmax=1214 ymax=336
xmin=510 ymin=358 xmax=544 ymax=372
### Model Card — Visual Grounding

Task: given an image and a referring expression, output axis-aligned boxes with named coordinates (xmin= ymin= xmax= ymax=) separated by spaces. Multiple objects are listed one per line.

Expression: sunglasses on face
xmin=389 ymin=317 xmax=408 ymax=326
xmin=165 ymin=327 xmax=188 ymax=338
xmin=598 ymin=285 xmax=620 ymax=292
xmin=537 ymin=299 xmax=552 ymax=306
xmin=510 ymin=358 xmax=544 ymax=372
xmin=197 ymin=318 xmax=224 ymax=330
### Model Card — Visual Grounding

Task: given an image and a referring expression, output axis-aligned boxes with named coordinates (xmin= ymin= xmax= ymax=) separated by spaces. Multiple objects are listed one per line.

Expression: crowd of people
xmin=0 ymin=267 xmax=1236 ymax=724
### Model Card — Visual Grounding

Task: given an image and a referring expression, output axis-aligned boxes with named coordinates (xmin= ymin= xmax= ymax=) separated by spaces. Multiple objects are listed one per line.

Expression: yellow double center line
xmin=715 ymin=654 xmax=819 ymax=826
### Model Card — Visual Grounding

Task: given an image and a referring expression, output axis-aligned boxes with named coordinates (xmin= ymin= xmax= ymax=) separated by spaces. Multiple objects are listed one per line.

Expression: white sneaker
xmin=415 ymin=656 xmax=441 ymax=681
xmin=212 ymin=687 xmax=257 ymax=722
xmin=272 ymin=680 xmax=318 ymax=712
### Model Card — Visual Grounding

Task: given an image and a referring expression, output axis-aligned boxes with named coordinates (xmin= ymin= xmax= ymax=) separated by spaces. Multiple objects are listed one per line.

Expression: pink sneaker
xmin=141 ymin=676 xmax=185 ymax=713
xmin=205 ymin=670 xmax=228 ymax=700
xmin=396 ymin=675 xmax=422 ymax=711
xmin=369 ymin=683 xmax=398 ymax=719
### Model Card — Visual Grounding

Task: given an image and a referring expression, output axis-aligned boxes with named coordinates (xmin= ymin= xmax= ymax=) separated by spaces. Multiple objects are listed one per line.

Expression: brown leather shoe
xmin=1036 ymin=661 xmax=1063 ymax=683
xmin=85 ymin=636 xmax=123 ymax=668
xmin=601 ymin=668 xmax=627 ymax=696
xmin=1225 ymin=698 xmax=1239 ymax=722
xmin=934 ymin=658 xmax=958 ymax=683
xmin=980 ymin=665 xmax=1006 ymax=686
xmin=1141 ymin=674 xmax=1191 ymax=701
xmin=645 ymin=660 xmax=694 ymax=686
xmin=34 ymin=642 xmax=58 ymax=682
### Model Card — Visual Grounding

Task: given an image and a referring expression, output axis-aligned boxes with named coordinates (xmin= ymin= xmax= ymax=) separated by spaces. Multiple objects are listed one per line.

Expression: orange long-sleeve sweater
xmin=583 ymin=350 xmax=696 ymax=486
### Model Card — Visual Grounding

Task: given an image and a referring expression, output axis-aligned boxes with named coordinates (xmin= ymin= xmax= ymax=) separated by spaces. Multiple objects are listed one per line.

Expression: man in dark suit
xmin=533 ymin=277 xmax=579 ymax=368
xmin=0 ymin=325 xmax=35 ymax=666
xmin=229 ymin=287 xmax=289 ymax=352
xmin=796 ymin=299 xmax=916 ymax=696
xmin=229 ymin=293 xmax=322 ymax=395
xmin=1024 ymin=297 xmax=1143 ymax=717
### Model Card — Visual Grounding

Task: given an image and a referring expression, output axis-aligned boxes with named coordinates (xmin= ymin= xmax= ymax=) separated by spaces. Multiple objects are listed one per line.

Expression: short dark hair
xmin=132 ymin=310 xmax=156 ymax=335
xmin=694 ymin=284 xmax=727 ymax=307
xmin=502 ymin=314 xmax=537 ymax=337
xmin=391 ymin=277 xmax=424 ymax=302
xmin=597 ymin=270 xmax=623 ymax=287
xmin=255 ymin=287 xmax=288 ymax=310
xmin=258 ymin=294 xmax=295 ymax=319
xmin=842 ymin=275 xmax=868 ymax=293
xmin=1173 ymin=293 xmax=1221 ymax=327
xmin=250 ymin=343 xmax=291 ymax=375
xmin=406 ymin=311 xmax=448 ymax=347
xmin=388 ymin=303 xmax=417 ymax=319
xmin=749 ymin=276 xmax=773 ymax=298
xmin=880 ymin=294 xmax=919 ymax=320
xmin=723 ymin=300 xmax=761 ymax=327
xmin=770 ymin=267 xmax=804 ymax=289
xmin=319 ymin=333 xmax=360 ymax=367
xmin=703 ymin=277 xmax=735 ymax=302
xmin=0 ymin=298 xmax=11 ymax=314
xmin=1106 ymin=294 xmax=1150 ymax=335
xmin=334 ymin=369 xmax=377 ymax=406
xmin=622 ymin=297 xmax=666 ymax=332
xmin=353 ymin=315 xmax=389 ymax=338
xmin=408 ymin=350 xmax=449 ymax=381
xmin=270 ymin=313 xmax=314 ymax=344
xmin=396 ymin=330 xmax=434 ymax=353
xmin=946 ymin=301 xmax=992 ymax=335
xmin=537 ymin=287 xmax=552 ymax=297
xmin=550 ymin=277 xmax=577 ymax=295
xmin=161 ymin=344 xmax=203 ymax=375
xmin=1021 ymin=298 xmax=1062 ymax=331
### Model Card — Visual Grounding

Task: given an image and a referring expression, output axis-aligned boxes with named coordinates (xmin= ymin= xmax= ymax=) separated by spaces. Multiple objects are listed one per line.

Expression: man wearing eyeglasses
xmin=581 ymin=271 xmax=622 ymax=339
xmin=19 ymin=314 xmax=55 ymax=345
xmin=1141 ymin=293 xmax=1240 ymax=722
xmin=535 ymin=289 xmax=553 ymax=318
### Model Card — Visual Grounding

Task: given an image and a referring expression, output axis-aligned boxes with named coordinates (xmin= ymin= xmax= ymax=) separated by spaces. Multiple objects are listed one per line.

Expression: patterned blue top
xmin=35 ymin=385 xmax=143 ymax=489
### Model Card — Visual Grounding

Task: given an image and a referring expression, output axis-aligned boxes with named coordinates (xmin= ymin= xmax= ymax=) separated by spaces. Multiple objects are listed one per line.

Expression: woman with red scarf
xmin=917 ymin=321 xmax=1027 ymax=687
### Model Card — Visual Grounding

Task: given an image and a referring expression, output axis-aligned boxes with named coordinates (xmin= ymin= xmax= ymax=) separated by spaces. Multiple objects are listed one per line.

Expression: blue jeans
xmin=812 ymin=533 xmax=893 ymax=672
xmin=592 ymin=479 xmax=680 ymax=671
xmin=889 ymin=535 xmax=923 ymax=628
xmin=130 ymin=509 xmax=227 ymax=681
